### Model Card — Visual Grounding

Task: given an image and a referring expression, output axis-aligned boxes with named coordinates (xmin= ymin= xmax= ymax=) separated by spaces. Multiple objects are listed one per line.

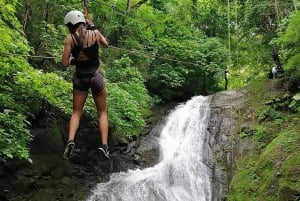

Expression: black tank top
xmin=71 ymin=31 xmax=100 ymax=78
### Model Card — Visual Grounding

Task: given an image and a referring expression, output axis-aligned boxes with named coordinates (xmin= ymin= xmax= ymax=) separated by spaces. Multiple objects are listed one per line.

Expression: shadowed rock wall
xmin=0 ymin=91 xmax=254 ymax=201
xmin=209 ymin=90 xmax=255 ymax=201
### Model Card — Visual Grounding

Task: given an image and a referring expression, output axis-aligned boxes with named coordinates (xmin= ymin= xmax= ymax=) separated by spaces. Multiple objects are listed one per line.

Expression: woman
xmin=62 ymin=10 xmax=109 ymax=160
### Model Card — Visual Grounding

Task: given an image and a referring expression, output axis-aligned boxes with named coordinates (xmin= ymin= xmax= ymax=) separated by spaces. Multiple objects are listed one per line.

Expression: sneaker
xmin=98 ymin=144 xmax=110 ymax=159
xmin=63 ymin=140 xmax=75 ymax=160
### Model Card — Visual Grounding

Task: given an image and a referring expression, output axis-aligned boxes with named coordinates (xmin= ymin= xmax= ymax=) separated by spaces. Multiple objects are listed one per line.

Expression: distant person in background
xmin=61 ymin=10 xmax=110 ymax=160
xmin=272 ymin=64 xmax=278 ymax=79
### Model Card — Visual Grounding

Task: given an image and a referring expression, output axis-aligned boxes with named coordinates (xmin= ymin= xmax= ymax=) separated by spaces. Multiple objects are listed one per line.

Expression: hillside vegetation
xmin=0 ymin=1 xmax=299 ymax=200
xmin=228 ymin=78 xmax=300 ymax=201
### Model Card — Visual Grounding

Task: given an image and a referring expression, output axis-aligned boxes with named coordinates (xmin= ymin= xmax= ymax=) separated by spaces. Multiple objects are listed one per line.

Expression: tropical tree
xmin=276 ymin=10 xmax=300 ymax=111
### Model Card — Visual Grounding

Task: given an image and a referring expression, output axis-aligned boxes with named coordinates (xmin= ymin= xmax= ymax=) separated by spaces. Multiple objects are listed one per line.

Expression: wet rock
xmin=31 ymin=154 xmax=72 ymax=176
xmin=30 ymin=189 xmax=55 ymax=201
xmin=50 ymin=166 xmax=67 ymax=179
xmin=0 ymin=194 xmax=9 ymax=201
xmin=134 ymin=134 xmax=160 ymax=167
xmin=30 ymin=127 xmax=65 ymax=155
xmin=60 ymin=176 xmax=79 ymax=195
xmin=0 ymin=90 xmax=255 ymax=201
xmin=13 ymin=174 xmax=37 ymax=193
xmin=209 ymin=90 xmax=251 ymax=201
xmin=132 ymin=116 xmax=166 ymax=168
xmin=2 ymin=159 xmax=33 ymax=173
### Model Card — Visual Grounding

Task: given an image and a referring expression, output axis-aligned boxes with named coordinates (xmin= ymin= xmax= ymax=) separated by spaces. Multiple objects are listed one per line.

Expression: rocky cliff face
xmin=208 ymin=90 xmax=255 ymax=201
xmin=0 ymin=91 xmax=254 ymax=201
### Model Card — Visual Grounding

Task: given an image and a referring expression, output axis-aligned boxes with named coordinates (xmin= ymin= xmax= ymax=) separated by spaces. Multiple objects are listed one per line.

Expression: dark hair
xmin=67 ymin=22 xmax=84 ymax=33
xmin=67 ymin=22 xmax=86 ymax=47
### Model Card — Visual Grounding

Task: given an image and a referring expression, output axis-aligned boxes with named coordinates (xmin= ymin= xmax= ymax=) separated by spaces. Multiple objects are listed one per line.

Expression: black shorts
xmin=72 ymin=72 xmax=105 ymax=94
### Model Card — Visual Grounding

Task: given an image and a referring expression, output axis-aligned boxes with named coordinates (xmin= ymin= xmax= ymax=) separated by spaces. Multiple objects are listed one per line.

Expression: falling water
xmin=87 ymin=96 xmax=213 ymax=201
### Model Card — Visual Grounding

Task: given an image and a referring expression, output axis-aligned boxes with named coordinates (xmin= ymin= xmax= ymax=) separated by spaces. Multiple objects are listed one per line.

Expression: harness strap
xmin=71 ymin=33 xmax=83 ymax=48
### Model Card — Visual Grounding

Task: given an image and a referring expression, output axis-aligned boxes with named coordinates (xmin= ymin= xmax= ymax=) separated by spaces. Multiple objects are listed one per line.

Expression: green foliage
xmin=289 ymin=93 xmax=300 ymax=112
xmin=258 ymin=108 xmax=283 ymax=123
xmin=0 ymin=0 xmax=32 ymax=162
xmin=90 ymin=0 xmax=228 ymax=102
xmin=279 ymin=151 xmax=300 ymax=200
xmin=276 ymin=11 xmax=300 ymax=95
xmin=229 ymin=122 xmax=300 ymax=201
xmin=8 ymin=0 xmax=157 ymax=145
xmin=0 ymin=0 xmax=73 ymax=162
xmin=148 ymin=37 xmax=226 ymax=101
xmin=0 ymin=1 xmax=23 ymax=30
xmin=192 ymin=0 xmax=228 ymax=37
xmin=106 ymin=57 xmax=151 ymax=113
xmin=229 ymin=32 xmax=270 ymax=89
xmin=31 ymin=22 xmax=66 ymax=70
xmin=106 ymin=57 xmax=152 ymax=141
xmin=253 ymin=125 xmax=267 ymax=143
xmin=240 ymin=0 xmax=294 ymax=38
xmin=229 ymin=81 xmax=300 ymax=201
xmin=277 ymin=11 xmax=300 ymax=45
xmin=227 ymin=0 xmax=296 ymax=89
xmin=0 ymin=111 xmax=31 ymax=162
xmin=0 ymin=0 xmax=298 ymax=170
xmin=0 ymin=2 xmax=30 ymax=55
xmin=16 ymin=69 xmax=72 ymax=114
xmin=277 ymin=11 xmax=300 ymax=70
xmin=107 ymin=83 xmax=146 ymax=142
xmin=17 ymin=0 xmax=79 ymax=70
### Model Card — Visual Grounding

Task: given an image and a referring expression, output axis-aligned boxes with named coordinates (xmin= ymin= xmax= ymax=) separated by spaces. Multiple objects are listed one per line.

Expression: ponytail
xmin=77 ymin=23 xmax=87 ymax=47
xmin=67 ymin=22 xmax=86 ymax=47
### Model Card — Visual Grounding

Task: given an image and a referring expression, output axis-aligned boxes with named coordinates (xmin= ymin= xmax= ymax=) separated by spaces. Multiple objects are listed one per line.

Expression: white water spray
xmin=87 ymin=96 xmax=213 ymax=201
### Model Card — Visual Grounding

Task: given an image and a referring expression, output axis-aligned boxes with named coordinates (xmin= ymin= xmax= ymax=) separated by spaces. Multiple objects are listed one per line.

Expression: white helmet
xmin=64 ymin=10 xmax=86 ymax=25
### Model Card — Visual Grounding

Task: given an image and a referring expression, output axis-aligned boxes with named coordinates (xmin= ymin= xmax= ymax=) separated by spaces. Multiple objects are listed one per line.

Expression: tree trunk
xmin=126 ymin=0 xmax=131 ymax=11
xmin=23 ymin=4 xmax=30 ymax=33
xmin=132 ymin=0 xmax=148 ymax=9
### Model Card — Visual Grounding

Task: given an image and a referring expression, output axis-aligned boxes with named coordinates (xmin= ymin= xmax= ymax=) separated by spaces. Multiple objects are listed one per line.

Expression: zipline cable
xmin=0 ymin=46 xmax=220 ymax=70
xmin=0 ymin=47 xmax=195 ymax=65
xmin=83 ymin=1 xmax=221 ymax=68
xmin=81 ymin=1 xmax=215 ymax=68
xmin=0 ymin=52 xmax=57 ymax=59
xmin=0 ymin=1 xmax=223 ymax=73
xmin=108 ymin=46 xmax=209 ymax=68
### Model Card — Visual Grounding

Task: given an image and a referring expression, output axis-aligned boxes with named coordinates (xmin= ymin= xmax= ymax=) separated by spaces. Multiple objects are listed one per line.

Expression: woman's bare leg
xmin=68 ymin=89 xmax=88 ymax=141
xmin=93 ymin=87 xmax=108 ymax=145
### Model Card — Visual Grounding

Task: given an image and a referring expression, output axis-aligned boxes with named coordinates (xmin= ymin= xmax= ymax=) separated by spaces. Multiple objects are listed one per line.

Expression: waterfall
xmin=87 ymin=96 xmax=213 ymax=201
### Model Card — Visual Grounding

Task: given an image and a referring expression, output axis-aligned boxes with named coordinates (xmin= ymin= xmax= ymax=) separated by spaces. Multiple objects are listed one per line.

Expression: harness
xmin=71 ymin=30 xmax=100 ymax=78
xmin=72 ymin=0 xmax=99 ymax=85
